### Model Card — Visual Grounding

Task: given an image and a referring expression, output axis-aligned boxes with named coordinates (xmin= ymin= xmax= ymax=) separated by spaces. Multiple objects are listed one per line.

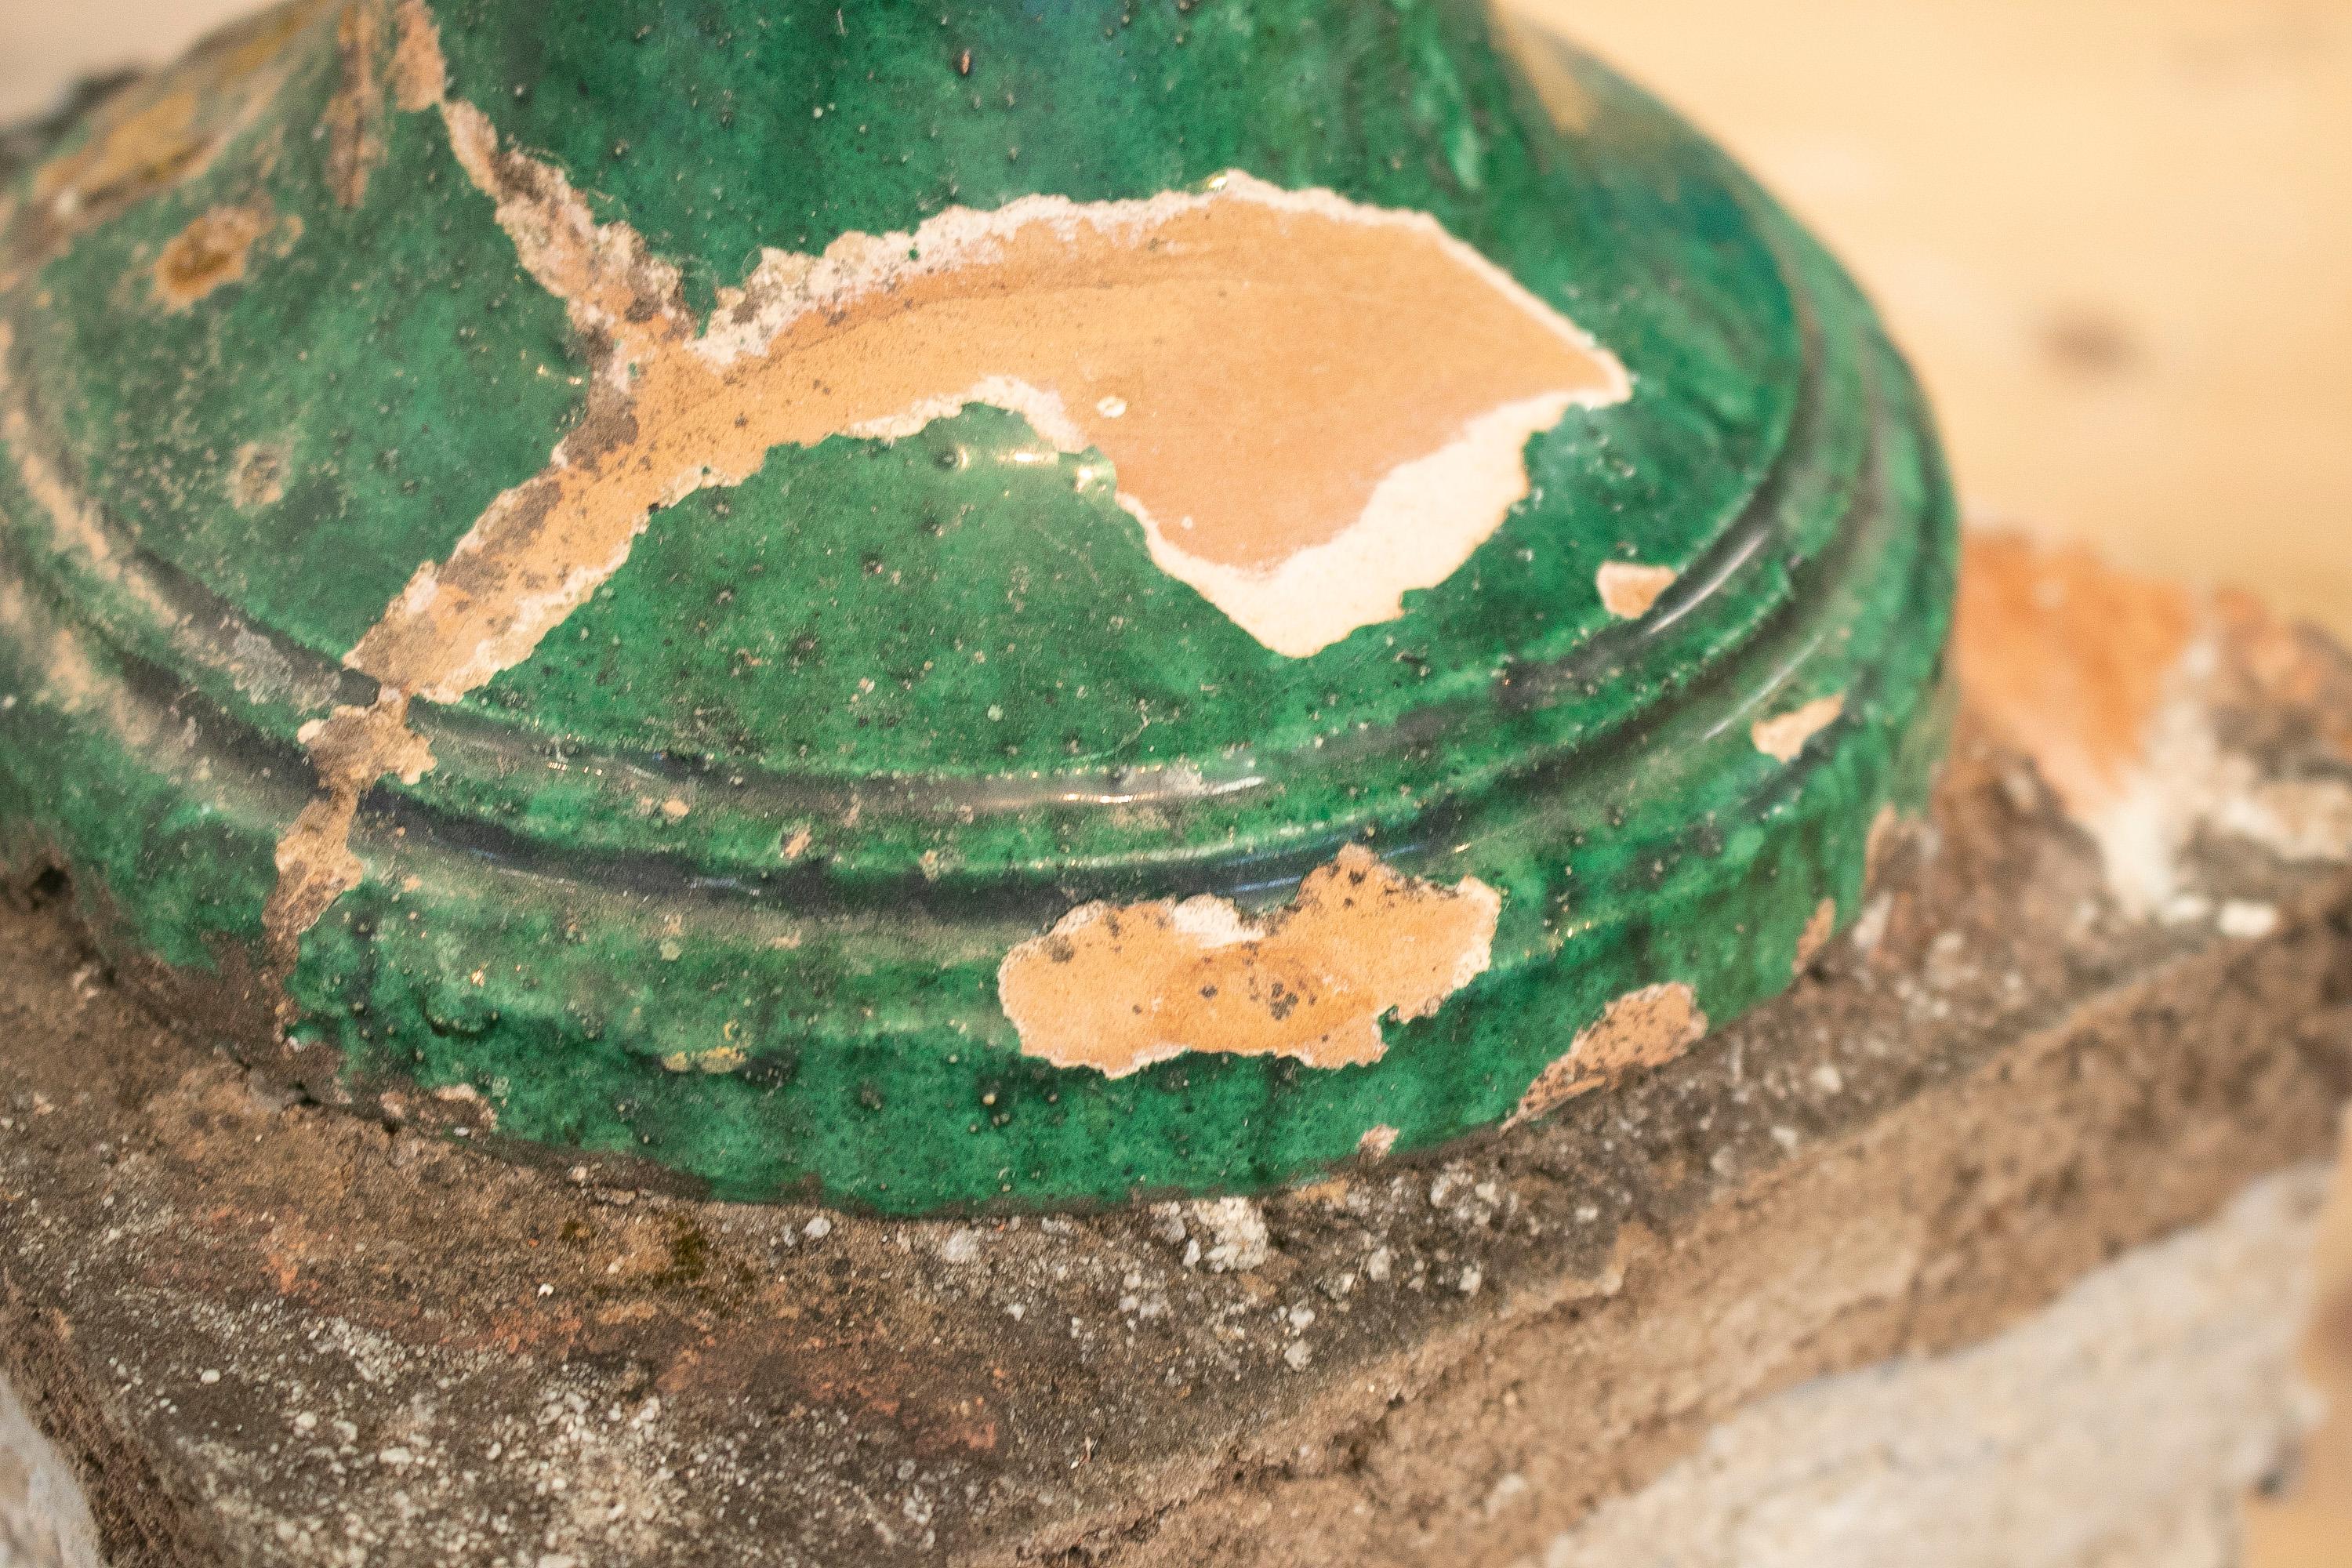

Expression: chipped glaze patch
xmin=227 ymin=439 xmax=290 ymax=510
xmin=389 ymin=0 xmax=447 ymax=109
xmin=2 ymin=0 xmax=328 ymax=292
xmin=323 ymin=0 xmax=389 ymax=208
xmin=260 ymin=2 xmax=1624 ymax=953
xmin=1358 ymin=1124 xmax=1400 ymax=1160
xmin=995 ymin=845 xmax=1501 ymax=1078
xmin=1795 ymin=897 xmax=1837 ymax=975
xmin=364 ymin=21 xmax=1628 ymax=679
xmin=1955 ymin=533 xmax=2203 ymax=912
xmin=1510 ymin=982 xmax=1707 ymax=1125
xmin=261 ymin=691 xmax=430 ymax=971
xmin=151 ymin=204 xmax=272 ymax=310
xmin=1596 ymin=561 xmax=1677 ymax=619
xmin=1751 ymin=695 xmax=1845 ymax=763
xmin=661 ymin=1044 xmax=749 ymax=1075
xmin=1956 ymin=535 xmax=2352 ymax=916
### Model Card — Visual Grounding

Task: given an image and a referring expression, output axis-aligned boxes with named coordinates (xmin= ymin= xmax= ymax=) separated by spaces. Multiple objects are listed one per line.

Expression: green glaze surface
xmin=0 ymin=0 xmax=1956 ymax=1210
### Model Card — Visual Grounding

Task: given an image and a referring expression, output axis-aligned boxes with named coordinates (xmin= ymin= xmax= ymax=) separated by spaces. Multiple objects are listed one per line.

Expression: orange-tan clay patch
xmin=359 ymin=4 xmax=1627 ymax=686
xmin=1954 ymin=533 xmax=2197 ymax=827
xmin=151 ymin=203 xmax=272 ymax=309
xmin=261 ymin=2 xmax=1627 ymax=958
xmin=1751 ymin=695 xmax=1845 ymax=763
xmin=322 ymin=0 xmax=389 ymax=208
xmin=1595 ymin=561 xmax=1677 ymax=619
xmin=1954 ymin=532 xmax=2207 ymax=912
xmin=389 ymin=0 xmax=447 ymax=108
xmin=1794 ymin=897 xmax=1837 ymax=975
xmin=996 ymin=845 xmax=1501 ymax=1078
xmin=1955 ymin=534 xmax=2352 ymax=912
xmin=1510 ymin=982 xmax=1707 ymax=1125
xmin=227 ymin=440 xmax=290 ymax=510
xmin=262 ymin=691 xmax=433 ymax=971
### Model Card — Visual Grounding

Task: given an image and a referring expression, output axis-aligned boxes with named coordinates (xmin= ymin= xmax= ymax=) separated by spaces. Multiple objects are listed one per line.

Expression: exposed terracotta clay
xmin=1358 ymin=1124 xmax=1401 ymax=1160
xmin=996 ymin=845 xmax=1501 ymax=1078
xmin=389 ymin=0 xmax=446 ymax=110
xmin=261 ymin=693 xmax=431 ymax=970
xmin=263 ymin=2 xmax=1626 ymax=953
xmin=226 ymin=440 xmax=289 ymax=510
xmin=1952 ymin=532 xmax=2225 ymax=912
xmin=322 ymin=0 xmax=388 ymax=209
xmin=1751 ymin=695 xmax=1845 ymax=762
xmin=1954 ymin=534 xmax=2198 ymax=829
xmin=364 ymin=5 xmax=1625 ymax=684
xmin=1794 ymin=897 xmax=1837 ymax=975
xmin=1595 ymin=561 xmax=1677 ymax=619
xmin=1511 ymin=982 xmax=1708 ymax=1124
xmin=1949 ymin=532 xmax=2352 ymax=915
xmin=151 ymin=203 xmax=271 ymax=310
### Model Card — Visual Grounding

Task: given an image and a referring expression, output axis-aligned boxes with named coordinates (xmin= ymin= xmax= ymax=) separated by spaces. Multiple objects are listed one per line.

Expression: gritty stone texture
xmin=2 ymin=550 xmax=2351 ymax=1566
xmin=1535 ymin=1163 xmax=2330 ymax=1568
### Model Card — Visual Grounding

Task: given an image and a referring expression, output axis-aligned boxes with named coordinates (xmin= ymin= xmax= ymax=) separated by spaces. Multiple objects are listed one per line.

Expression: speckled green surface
xmin=0 ymin=0 xmax=1955 ymax=1210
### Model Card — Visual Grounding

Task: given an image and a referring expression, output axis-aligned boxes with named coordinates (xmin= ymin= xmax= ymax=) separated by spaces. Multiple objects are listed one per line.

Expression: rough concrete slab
xmin=2 ymin=542 xmax=2350 ymax=1567
xmin=1536 ymin=1163 xmax=2331 ymax=1568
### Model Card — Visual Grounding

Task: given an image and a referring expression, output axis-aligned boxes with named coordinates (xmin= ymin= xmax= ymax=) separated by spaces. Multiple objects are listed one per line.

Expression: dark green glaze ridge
xmin=0 ymin=0 xmax=1957 ymax=1210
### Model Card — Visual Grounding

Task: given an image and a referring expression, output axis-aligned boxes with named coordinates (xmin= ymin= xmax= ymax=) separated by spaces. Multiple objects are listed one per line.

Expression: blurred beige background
xmin=1545 ymin=0 xmax=2352 ymax=643
xmin=4 ymin=0 xmax=2350 ymax=1560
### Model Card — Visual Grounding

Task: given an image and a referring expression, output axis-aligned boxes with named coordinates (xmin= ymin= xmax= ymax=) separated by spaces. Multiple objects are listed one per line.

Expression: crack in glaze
xmin=263 ymin=691 xmax=432 ymax=976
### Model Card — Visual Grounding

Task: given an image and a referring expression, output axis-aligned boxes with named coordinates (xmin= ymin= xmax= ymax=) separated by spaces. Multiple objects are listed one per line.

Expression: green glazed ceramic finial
xmin=0 ymin=0 xmax=1955 ymax=1211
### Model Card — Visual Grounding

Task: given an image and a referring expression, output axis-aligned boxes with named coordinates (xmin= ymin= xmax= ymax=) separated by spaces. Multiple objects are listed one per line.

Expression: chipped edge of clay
xmin=1508 ymin=982 xmax=1708 ymax=1127
xmin=1595 ymin=561 xmax=1678 ymax=620
xmin=1751 ymin=695 xmax=1846 ymax=763
xmin=995 ymin=845 xmax=1502 ymax=1079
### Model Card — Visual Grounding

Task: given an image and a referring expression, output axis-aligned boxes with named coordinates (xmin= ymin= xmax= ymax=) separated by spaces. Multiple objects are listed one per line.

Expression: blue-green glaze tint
xmin=0 ymin=0 xmax=1958 ymax=1210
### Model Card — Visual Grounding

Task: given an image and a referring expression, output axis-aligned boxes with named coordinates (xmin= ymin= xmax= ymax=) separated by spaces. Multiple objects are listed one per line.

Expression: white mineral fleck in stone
xmin=2218 ymin=900 xmax=2281 ymax=940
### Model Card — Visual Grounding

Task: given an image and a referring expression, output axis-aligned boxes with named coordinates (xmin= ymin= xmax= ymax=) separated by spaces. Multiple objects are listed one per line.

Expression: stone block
xmin=2 ymin=535 xmax=2349 ymax=1565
